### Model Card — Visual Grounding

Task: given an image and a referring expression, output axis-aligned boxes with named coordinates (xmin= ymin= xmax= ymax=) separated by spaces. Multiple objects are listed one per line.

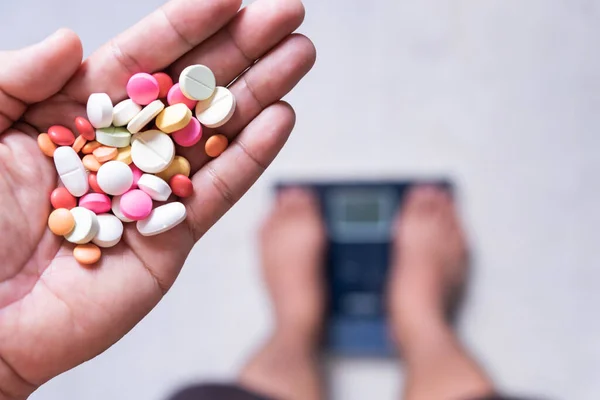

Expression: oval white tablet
xmin=137 ymin=202 xmax=187 ymax=237
xmin=179 ymin=65 xmax=216 ymax=101
xmin=111 ymin=195 xmax=134 ymax=223
xmin=195 ymin=87 xmax=236 ymax=129
xmin=127 ymin=100 xmax=165 ymax=134
xmin=113 ymin=99 xmax=142 ymax=127
xmin=87 ymin=93 xmax=114 ymax=129
xmin=92 ymin=214 xmax=124 ymax=248
xmin=130 ymin=130 xmax=175 ymax=173
xmin=137 ymin=174 xmax=172 ymax=201
xmin=96 ymin=127 xmax=131 ymax=148
xmin=97 ymin=161 xmax=134 ymax=196
xmin=65 ymin=207 xmax=99 ymax=244
xmin=53 ymin=146 xmax=89 ymax=197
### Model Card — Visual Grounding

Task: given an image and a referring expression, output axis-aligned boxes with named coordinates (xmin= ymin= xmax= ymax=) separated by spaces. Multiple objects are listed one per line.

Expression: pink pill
xmin=120 ymin=190 xmax=153 ymax=221
xmin=130 ymin=164 xmax=143 ymax=189
xmin=167 ymin=83 xmax=198 ymax=110
xmin=127 ymin=73 xmax=160 ymax=105
xmin=172 ymin=117 xmax=203 ymax=147
xmin=79 ymin=193 xmax=111 ymax=214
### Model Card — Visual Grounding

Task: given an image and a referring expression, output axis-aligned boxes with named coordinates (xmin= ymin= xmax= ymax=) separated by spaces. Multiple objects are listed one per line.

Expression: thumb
xmin=0 ymin=28 xmax=83 ymax=128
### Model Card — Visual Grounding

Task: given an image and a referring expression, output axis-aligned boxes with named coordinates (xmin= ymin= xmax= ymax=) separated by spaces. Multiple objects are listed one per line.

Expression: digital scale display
xmin=276 ymin=180 xmax=451 ymax=356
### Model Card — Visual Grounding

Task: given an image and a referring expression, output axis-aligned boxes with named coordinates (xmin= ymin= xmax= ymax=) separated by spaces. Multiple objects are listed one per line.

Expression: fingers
xmin=0 ymin=29 xmax=82 ymax=133
xmin=64 ymin=0 xmax=242 ymax=102
xmin=184 ymin=101 xmax=296 ymax=240
xmin=179 ymin=34 xmax=316 ymax=173
xmin=170 ymin=0 xmax=305 ymax=84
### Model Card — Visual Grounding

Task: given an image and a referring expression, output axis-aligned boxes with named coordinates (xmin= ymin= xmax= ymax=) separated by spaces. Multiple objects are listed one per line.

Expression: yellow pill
xmin=155 ymin=103 xmax=192 ymax=134
xmin=48 ymin=208 xmax=75 ymax=236
xmin=155 ymin=156 xmax=191 ymax=181
xmin=115 ymin=146 xmax=132 ymax=164
xmin=73 ymin=243 xmax=102 ymax=265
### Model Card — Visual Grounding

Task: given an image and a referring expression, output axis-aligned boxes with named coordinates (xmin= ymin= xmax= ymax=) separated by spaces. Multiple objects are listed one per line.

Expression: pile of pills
xmin=38 ymin=65 xmax=235 ymax=265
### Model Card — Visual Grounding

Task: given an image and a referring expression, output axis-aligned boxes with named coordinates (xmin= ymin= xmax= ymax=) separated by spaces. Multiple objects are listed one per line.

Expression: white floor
xmin=3 ymin=0 xmax=600 ymax=399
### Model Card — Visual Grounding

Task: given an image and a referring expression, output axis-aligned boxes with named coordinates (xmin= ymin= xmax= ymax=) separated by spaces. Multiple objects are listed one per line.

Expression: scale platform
xmin=276 ymin=179 xmax=452 ymax=356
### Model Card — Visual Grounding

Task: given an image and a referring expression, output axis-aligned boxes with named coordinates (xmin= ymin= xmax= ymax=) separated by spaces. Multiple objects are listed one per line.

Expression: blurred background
xmin=3 ymin=0 xmax=600 ymax=399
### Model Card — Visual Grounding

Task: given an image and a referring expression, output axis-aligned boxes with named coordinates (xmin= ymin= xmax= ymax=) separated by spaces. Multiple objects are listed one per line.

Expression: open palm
xmin=0 ymin=0 xmax=314 ymax=397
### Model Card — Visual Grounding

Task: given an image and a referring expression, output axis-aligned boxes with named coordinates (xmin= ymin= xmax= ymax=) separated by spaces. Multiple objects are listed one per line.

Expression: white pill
xmin=137 ymin=202 xmax=187 ymax=237
xmin=195 ymin=87 xmax=236 ymax=128
xmin=130 ymin=130 xmax=175 ymax=173
xmin=127 ymin=100 xmax=165 ymax=134
xmin=137 ymin=174 xmax=172 ymax=201
xmin=96 ymin=161 xmax=134 ymax=196
xmin=65 ymin=207 xmax=99 ymax=244
xmin=111 ymin=195 xmax=134 ymax=223
xmin=87 ymin=93 xmax=114 ymax=129
xmin=95 ymin=127 xmax=132 ymax=148
xmin=92 ymin=214 xmax=124 ymax=248
xmin=179 ymin=65 xmax=216 ymax=101
xmin=113 ymin=99 xmax=142 ymax=127
xmin=53 ymin=146 xmax=89 ymax=197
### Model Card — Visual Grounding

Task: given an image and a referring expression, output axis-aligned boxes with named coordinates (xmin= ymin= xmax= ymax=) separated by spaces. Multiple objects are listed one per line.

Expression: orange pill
xmin=48 ymin=208 xmax=75 ymax=236
xmin=153 ymin=72 xmax=174 ymax=98
xmin=82 ymin=154 xmax=102 ymax=172
xmin=92 ymin=146 xmax=118 ymax=162
xmin=72 ymin=135 xmax=87 ymax=153
xmin=82 ymin=141 xmax=102 ymax=154
xmin=205 ymin=134 xmax=229 ymax=158
xmin=37 ymin=133 xmax=57 ymax=157
xmin=73 ymin=243 xmax=102 ymax=265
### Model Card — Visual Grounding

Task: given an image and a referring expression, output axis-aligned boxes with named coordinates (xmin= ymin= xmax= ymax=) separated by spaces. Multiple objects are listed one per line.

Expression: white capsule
xmin=53 ymin=146 xmax=89 ymax=197
xmin=137 ymin=202 xmax=187 ymax=236
xmin=87 ymin=93 xmax=113 ymax=129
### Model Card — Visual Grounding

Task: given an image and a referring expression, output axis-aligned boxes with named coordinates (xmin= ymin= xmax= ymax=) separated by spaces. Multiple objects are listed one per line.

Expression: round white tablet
xmin=130 ymin=130 xmax=175 ymax=173
xmin=179 ymin=65 xmax=216 ymax=101
xmin=92 ymin=214 xmax=124 ymax=248
xmin=87 ymin=93 xmax=114 ymax=129
xmin=95 ymin=127 xmax=132 ymax=148
xmin=96 ymin=161 xmax=134 ymax=196
xmin=195 ymin=87 xmax=236 ymax=128
xmin=53 ymin=146 xmax=89 ymax=197
xmin=137 ymin=174 xmax=172 ymax=201
xmin=65 ymin=207 xmax=99 ymax=244
xmin=111 ymin=195 xmax=134 ymax=223
xmin=127 ymin=100 xmax=165 ymax=134
xmin=113 ymin=99 xmax=142 ymax=127
xmin=137 ymin=202 xmax=187 ymax=236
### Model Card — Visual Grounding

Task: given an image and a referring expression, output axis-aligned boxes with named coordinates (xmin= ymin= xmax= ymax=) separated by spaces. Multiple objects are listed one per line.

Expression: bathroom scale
xmin=276 ymin=179 xmax=452 ymax=356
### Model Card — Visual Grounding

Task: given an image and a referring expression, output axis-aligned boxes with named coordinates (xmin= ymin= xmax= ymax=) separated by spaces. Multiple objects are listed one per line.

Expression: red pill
xmin=48 ymin=125 xmax=75 ymax=146
xmin=88 ymin=173 xmax=105 ymax=194
xmin=50 ymin=187 xmax=77 ymax=210
xmin=153 ymin=72 xmax=174 ymax=98
xmin=75 ymin=117 xmax=96 ymax=141
xmin=169 ymin=174 xmax=194 ymax=198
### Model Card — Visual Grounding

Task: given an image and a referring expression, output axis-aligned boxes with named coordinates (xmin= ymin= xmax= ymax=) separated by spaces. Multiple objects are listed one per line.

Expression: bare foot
xmin=239 ymin=187 xmax=326 ymax=400
xmin=388 ymin=186 xmax=468 ymax=348
xmin=387 ymin=187 xmax=494 ymax=400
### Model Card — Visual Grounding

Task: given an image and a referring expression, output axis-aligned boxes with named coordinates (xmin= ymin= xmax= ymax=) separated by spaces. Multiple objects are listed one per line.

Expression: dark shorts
xmin=167 ymin=384 xmax=534 ymax=400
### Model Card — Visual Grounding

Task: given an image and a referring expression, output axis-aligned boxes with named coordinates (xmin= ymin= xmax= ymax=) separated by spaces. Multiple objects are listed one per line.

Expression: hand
xmin=0 ymin=0 xmax=315 ymax=398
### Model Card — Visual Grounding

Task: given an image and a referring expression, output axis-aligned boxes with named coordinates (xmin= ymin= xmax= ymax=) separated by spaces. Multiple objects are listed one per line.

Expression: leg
xmin=238 ymin=188 xmax=326 ymax=400
xmin=388 ymin=186 xmax=495 ymax=400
